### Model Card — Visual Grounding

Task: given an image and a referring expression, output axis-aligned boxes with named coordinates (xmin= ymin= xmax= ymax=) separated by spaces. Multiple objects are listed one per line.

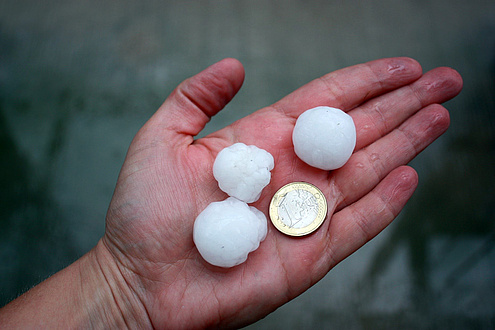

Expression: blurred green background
xmin=1 ymin=1 xmax=494 ymax=328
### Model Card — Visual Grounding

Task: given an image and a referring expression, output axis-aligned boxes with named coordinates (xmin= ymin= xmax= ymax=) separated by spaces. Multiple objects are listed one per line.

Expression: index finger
xmin=272 ymin=57 xmax=423 ymax=118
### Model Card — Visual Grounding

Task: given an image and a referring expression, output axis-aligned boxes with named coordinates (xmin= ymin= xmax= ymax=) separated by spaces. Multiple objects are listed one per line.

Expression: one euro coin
xmin=269 ymin=182 xmax=328 ymax=236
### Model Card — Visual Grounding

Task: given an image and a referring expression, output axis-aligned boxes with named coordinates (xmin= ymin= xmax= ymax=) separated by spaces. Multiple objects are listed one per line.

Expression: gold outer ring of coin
xmin=269 ymin=182 xmax=328 ymax=236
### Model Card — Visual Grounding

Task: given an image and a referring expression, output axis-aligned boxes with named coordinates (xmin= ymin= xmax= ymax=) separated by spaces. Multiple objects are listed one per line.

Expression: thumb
xmin=148 ymin=58 xmax=245 ymax=141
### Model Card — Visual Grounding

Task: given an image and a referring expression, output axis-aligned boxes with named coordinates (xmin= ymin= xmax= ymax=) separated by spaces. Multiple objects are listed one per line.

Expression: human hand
xmin=96 ymin=58 xmax=462 ymax=328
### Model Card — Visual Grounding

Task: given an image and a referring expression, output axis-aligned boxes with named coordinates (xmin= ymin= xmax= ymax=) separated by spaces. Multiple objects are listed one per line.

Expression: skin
xmin=0 ymin=57 xmax=462 ymax=329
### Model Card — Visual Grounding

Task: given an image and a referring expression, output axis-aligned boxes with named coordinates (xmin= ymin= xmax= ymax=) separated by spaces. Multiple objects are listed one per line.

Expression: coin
xmin=269 ymin=182 xmax=328 ymax=236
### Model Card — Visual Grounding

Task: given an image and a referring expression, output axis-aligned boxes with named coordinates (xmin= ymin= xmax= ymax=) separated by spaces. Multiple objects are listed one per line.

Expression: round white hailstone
xmin=292 ymin=106 xmax=356 ymax=170
xmin=193 ymin=197 xmax=267 ymax=268
xmin=213 ymin=143 xmax=274 ymax=203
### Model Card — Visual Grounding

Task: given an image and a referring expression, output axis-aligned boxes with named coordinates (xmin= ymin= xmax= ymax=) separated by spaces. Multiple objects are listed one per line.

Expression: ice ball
xmin=213 ymin=143 xmax=274 ymax=203
xmin=193 ymin=197 xmax=267 ymax=268
xmin=292 ymin=106 xmax=356 ymax=170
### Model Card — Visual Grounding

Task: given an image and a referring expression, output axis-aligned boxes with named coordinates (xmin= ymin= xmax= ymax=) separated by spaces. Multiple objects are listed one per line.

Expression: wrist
xmin=0 ymin=239 xmax=151 ymax=328
xmin=79 ymin=239 xmax=152 ymax=328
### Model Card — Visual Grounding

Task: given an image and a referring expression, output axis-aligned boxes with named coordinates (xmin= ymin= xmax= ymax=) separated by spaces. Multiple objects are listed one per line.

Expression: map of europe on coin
xmin=277 ymin=189 xmax=319 ymax=228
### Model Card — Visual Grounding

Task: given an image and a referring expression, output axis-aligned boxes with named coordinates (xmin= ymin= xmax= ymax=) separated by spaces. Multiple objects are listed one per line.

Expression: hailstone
xmin=193 ymin=197 xmax=267 ymax=268
xmin=213 ymin=143 xmax=274 ymax=203
xmin=292 ymin=106 xmax=356 ymax=170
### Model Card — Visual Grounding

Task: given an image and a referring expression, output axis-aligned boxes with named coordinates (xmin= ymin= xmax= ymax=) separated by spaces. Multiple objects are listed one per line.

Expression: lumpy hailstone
xmin=292 ymin=106 xmax=356 ymax=170
xmin=193 ymin=197 xmax=268 ymax=268
xmin=213 ymin=143 xmax=274 ymax=203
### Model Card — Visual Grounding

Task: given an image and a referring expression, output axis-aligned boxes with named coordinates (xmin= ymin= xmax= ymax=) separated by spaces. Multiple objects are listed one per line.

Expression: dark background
xmin=1 ymin=1 xmax=494 ymax=328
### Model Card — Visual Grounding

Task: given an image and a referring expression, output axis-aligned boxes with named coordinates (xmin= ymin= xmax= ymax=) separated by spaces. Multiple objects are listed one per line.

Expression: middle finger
xmin=331 ymin=103 xmax=450 ymax=211
xmin=351 ymin=67 xmax=462 ymax=151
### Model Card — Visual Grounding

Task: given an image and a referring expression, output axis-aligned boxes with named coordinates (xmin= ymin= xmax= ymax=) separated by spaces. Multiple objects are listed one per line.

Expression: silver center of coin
xmin=277 ymin=189 xmax=319 ymax=229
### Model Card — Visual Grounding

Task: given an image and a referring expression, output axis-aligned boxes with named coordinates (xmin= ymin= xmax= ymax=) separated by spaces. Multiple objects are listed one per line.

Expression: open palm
xmin=100 ymin=58 xmax=462 ymax=328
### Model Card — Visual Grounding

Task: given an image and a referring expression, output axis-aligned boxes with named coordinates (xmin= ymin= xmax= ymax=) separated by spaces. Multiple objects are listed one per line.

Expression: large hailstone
xmin=213 ymin=143 xmax=274 ymax=203
xmin=292 ymin=106 xmax=356 ymax=170
xmin=193 ymin=197 xmax=268 ymax=268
